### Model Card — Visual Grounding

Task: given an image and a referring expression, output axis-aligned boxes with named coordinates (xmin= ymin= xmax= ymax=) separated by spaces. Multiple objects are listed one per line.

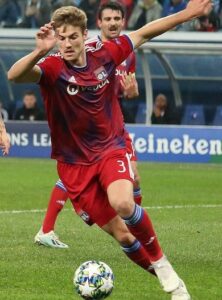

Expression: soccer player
xmin=0 ymin=112 xmax=10 ymax=156
xmin=34 ymin=1 xmax=143 ymax=249
xmin=8 ymin=2 xmax=211 ymax=299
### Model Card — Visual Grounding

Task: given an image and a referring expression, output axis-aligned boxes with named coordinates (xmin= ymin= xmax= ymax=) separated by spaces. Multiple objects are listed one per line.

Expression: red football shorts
xmin=125 ymin=131 xmax=137 ymax=161
xmin=57 ymin=149 xmax=134 ymax=227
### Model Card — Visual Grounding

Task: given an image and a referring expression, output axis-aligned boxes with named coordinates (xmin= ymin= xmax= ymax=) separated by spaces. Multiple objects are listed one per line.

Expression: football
xmin=73 ymin=260 xmax=114 ymax=299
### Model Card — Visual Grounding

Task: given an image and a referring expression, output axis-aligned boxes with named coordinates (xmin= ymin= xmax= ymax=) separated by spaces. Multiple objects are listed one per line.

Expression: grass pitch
xmin=0 ymin=158 xmax=221 ymax=300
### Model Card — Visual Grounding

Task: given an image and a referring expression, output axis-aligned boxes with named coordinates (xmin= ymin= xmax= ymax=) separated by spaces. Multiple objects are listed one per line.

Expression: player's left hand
xmin=186 ymin=0 xmax=212 ymax=18
xmin=120 ymin=72 xmax=139 ymax=99
xmin=35 ymin=21 xmax=57 ymax=54
xmin=0 ymin=129 xmax=10 ymax=156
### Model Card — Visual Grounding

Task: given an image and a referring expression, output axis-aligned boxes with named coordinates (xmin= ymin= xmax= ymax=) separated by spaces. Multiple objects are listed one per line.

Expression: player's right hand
xmin=35 ymin=22 xmax=57 ymax=54
xmin=120 ymin=72 xmax=139 ymax=99
xmin=0 ymin=130 xmax=10 ymax=156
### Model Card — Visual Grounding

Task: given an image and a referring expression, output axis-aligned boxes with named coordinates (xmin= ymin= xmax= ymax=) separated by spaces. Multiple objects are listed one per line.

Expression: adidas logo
xmin=56 ymin=200 xmax=66 ymax=206
xmin=68 ymin=76 xmax=76 ymax=83
xmin=145 ymin=236 xmax=155 ymax=245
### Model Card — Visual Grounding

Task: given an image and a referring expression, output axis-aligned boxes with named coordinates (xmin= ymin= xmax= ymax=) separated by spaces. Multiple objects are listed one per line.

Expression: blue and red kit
xmin=38 ymin=35 xmax=134 ymax=165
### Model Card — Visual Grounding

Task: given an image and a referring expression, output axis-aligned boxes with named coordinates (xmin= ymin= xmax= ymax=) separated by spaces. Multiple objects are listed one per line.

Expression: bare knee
xmin=111 ymin=198 xmax=135 ymax=217
xmin=107 ymin=180 xmax=135 ymax=217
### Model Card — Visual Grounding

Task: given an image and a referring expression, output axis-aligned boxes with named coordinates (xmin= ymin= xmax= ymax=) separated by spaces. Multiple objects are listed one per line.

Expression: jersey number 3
xmin=117 ymin=160 xmax=126 ymax=173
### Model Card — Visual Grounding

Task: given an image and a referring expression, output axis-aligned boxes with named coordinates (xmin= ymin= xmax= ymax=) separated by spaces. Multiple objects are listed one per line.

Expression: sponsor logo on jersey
xmin=94 ymin=66 xmax=108 ymax=81
xmin=67 ymin=84 xmax=79 ymax=95
xmin=115 ymin=69 xmax=127 ymax=76
xmin=67 ymin=79 xmax=110 ymax=95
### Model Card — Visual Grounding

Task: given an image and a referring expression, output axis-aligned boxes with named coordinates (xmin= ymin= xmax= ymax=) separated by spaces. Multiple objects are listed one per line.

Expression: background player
xmin=34 ymin=1 xmax=143 ymax=248
xmin=0 ymin=112 xmax=10 ymax=156
xmin=8 ymin=2 xmax=211 ymax=299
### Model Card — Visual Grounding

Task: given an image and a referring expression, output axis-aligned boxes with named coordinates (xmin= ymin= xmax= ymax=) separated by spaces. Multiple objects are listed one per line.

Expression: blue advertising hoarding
xmin=128 ymin=125 xmax=222 ymax=163
xmin=3 ymin=122 xmax=222 ymax=163
xmin=5 ymin=122 xmax=51 ymax=158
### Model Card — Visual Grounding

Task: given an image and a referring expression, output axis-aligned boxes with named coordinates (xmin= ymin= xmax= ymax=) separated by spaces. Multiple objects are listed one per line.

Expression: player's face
xmin=98 ymin=9 xmax=125 ymax=41
xmin=56 ymin=25 xmax=87 ymax=65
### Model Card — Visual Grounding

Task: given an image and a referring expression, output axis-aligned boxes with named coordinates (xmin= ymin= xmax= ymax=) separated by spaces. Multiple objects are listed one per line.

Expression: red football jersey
xmin=86 ymin=35 xmax=136 ymax=98
xmin=38 ymin=35 xmax=134 ymax=165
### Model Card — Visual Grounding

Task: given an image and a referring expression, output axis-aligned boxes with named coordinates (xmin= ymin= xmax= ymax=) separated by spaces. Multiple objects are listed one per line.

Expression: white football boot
xmin=152 ymin=255 xmax=180 ymax=293
xmin=34 ymin=228 xmax=69 ymax=249
xmin=171 ymin=279 xmax=191 ymax=300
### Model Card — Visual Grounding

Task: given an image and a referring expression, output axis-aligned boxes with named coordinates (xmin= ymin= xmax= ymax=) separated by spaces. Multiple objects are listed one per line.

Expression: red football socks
xmin=42 ymin=186 xmax=69 ymax=233
xmin=121 ymin=240 xmax=156 ymax=276
xmin=124 ymin=205 xmax=163 ymax=262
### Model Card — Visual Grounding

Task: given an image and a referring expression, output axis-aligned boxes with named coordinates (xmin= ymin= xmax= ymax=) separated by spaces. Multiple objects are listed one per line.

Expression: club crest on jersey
xmin=80 ymin=211 xmax=90 ymax=223
xmin=94 ymin=66 xmax=108 ymax=81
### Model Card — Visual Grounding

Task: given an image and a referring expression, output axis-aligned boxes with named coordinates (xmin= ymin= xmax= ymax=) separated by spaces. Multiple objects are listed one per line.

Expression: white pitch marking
xmin=0 ymin=204 xmax=221 ymax=215
xmin=144 ymin=204 xmax=222 ymax=210
xmin=0 ymin=208 xmax=70 ymax=214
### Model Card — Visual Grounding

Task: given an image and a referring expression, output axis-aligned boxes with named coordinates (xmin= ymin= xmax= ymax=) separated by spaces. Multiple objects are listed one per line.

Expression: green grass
xmin=0 ymin=158 xmax=222 ymax=300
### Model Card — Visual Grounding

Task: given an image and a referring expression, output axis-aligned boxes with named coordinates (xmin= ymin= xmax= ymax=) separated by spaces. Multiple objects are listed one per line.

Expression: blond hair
xmin=52 ymin=6 xmax=87 ymax=32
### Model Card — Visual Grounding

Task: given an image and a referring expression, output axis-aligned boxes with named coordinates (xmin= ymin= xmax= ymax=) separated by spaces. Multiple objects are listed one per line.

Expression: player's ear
xmin=97 ymin=18 xmax=102 ymax=29
xmin=122 ymin=18 xmax=126 ymax=29
xmin=83 ymin=29 xmax=88 ymax=40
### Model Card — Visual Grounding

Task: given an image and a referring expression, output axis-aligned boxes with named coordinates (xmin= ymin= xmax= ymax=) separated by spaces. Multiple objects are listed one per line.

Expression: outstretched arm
xmin=129 ymin=0 xmax=212 ymax=49
xmin=0 ymin=114 xmax=10 ymax=156
xmin=8 ymin=22 xmax=57 ymax=83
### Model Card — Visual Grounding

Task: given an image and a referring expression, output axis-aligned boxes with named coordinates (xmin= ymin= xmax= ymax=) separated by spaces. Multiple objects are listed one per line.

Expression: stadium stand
xmin=212 ymin=105 xmax=222 ymax=126
xmin=1 ymin=30 xmax=222 ymax=124
xmin=181 ymin=104 xmax=205 ymax=126
xmin=0 ymin=58 xmax=13 ymax=105
xmin=0 ymin=49 xmax=42 ymax=116
xmin=135 ymin=102 xmax=147 ymax=123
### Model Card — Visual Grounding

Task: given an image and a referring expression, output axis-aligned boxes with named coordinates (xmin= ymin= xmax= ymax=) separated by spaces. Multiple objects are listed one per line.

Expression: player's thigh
xmin=107 ymin=179 xmax=134 ymax=211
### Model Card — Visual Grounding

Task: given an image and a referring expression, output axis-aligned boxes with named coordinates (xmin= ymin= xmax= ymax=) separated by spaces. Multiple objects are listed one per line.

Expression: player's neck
xmin=70 ymin=50 xmax=87 ymax=68
xmin=100 ymin=33 xmax=109 ymax=42
xmin=100 ymin=33 xmax=120 ymax=42
xmin=101 ymin=37 xmax=107 ymax=42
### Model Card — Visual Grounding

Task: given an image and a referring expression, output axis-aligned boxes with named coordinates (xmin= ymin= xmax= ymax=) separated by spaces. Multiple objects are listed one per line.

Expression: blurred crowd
xmin=0 ymin=91 xmax=45 ymax=121
xmin=1 ymin=0 xmax=221 ymax=125
xmin=0 ymin=90 xmax=181 ymax=124
xmin=0 ymin=0 xmax=222 ymax=31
